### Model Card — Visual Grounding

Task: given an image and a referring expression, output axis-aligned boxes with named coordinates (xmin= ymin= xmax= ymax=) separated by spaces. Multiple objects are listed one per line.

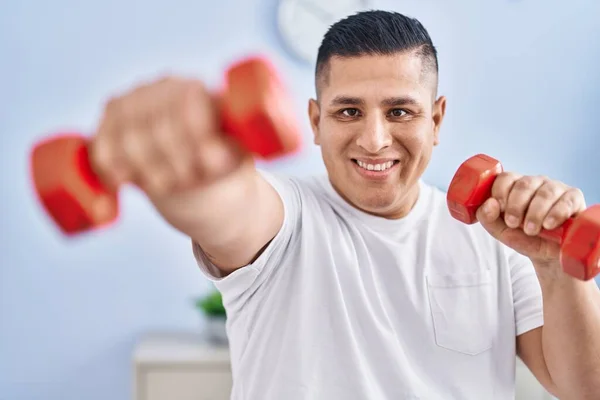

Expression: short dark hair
xmin=315 ymin=10 xmax=438 ymax=97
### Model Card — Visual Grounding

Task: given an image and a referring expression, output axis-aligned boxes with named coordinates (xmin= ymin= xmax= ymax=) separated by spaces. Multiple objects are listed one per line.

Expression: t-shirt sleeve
xmin=191 ymin=169 xmax=301 ymax=313
xmin=507 ymin=247 xmax=544 ymax=336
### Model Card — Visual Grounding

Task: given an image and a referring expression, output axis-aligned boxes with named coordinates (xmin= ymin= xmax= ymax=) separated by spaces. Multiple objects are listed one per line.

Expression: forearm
xmin=537 ymin=263 xmax=600 ymax=398
xmin=149 ymin=160 xmax=284 ymax=270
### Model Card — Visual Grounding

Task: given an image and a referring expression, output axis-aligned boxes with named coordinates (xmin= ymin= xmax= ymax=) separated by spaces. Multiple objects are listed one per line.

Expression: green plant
xmin=195 ymin=289 xmax=226 ymax=318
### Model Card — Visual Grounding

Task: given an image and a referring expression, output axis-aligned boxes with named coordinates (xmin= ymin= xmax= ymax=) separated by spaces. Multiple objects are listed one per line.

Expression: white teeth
xmin=356 ymin=160 xmax=395 ymax=171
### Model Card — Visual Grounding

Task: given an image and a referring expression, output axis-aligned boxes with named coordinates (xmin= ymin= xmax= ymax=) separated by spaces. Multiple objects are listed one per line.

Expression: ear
xmin=308 ymin=98 xmax=321 ymax=145
xmin=432 ymin=95 xmax=447 ymax=146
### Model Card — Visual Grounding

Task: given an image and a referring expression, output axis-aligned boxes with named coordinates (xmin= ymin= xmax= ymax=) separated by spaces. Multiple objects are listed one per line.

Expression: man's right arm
xmin=150 ymin=159 xmax=284 ymax=275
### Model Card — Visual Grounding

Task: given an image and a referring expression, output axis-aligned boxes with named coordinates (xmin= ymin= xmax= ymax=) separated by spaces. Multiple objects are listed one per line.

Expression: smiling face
xmin=309 ymin=52 xmax=447 ymax=219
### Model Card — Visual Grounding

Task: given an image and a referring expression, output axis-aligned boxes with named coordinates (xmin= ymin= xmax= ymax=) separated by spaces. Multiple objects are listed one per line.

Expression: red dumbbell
xmin=29 ymin=56 xmax=302 ymax=236
xmin=447 ymin=154 xmax=600 ymax=281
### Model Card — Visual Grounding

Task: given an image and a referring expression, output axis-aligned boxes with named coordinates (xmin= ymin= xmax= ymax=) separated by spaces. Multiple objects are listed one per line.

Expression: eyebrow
xmin=329 ymin=95 xmax=421 ymax=107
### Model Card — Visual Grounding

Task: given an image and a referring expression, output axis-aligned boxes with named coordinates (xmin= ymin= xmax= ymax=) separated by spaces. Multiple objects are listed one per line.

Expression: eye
xmin=340 ymin=108 xmax=360 ymax=117
xmin=389 ymin=109 xmax=407 ymax=117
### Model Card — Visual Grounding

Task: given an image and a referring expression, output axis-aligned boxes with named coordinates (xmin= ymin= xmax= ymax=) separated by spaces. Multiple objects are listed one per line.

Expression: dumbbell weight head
xmin=446 ymin=154 xmax=503 ymax=224
xmin=560 ymin=205 xmax=600 ymax=280
xmin=219 ymin=56 xmax=301 ymax=159
xmin=30 ymin=134 xmax=119 ymax=235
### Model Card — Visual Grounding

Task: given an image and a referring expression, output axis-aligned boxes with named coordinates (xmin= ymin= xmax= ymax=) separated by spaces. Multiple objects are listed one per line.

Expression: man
xmin=92 ymin=10 xmax=600 ymax=400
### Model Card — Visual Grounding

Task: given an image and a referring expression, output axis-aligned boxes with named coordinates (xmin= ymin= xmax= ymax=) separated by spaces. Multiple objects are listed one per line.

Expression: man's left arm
xmin=474 ymin=172 xmax=600 ymax=399
xmin=524 ymin=264 xmax=600 ymax=399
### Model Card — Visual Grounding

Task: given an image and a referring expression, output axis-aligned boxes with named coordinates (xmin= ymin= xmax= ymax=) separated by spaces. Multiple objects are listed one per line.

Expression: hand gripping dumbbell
xmin=29 ymin=56 xmax=301 ymax=236
xmin=446 ymin=154 xmax=600 ymax=281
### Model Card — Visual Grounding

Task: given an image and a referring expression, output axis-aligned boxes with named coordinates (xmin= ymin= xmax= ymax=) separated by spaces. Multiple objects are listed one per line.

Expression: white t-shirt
xmin=193 ymin=171 xmax=544 ymax=400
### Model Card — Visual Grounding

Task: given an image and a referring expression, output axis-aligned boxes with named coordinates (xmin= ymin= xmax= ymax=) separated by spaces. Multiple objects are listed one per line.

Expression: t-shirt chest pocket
xmin=426 ymin=270 xmax=493 ymax=356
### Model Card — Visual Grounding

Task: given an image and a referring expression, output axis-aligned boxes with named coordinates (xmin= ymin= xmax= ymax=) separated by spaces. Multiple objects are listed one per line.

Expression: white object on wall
xmin=276 ymin=0 xmax=372 ymax=64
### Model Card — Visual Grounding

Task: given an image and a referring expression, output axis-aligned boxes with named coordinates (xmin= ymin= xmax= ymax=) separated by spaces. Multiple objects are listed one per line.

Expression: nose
xmin=355 ymin=114 xmax=392 ymax=154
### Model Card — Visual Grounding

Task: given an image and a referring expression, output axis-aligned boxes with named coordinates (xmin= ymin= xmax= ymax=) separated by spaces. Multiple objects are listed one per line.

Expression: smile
xmin=351 ymin=158 xmax=400 ymax=180
xmin=354 ymin=159 xmax=397 ymax=171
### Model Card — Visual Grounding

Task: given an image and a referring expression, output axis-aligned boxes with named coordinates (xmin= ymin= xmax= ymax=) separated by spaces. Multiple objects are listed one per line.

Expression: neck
xmin=332 ymin=181 xmax=421 ymax=220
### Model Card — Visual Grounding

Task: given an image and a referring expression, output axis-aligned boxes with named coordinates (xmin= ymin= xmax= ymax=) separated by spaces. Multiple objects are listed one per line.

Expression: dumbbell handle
xmin=534 ymin=218 xmax=574 ymax=244
xmin=513 ymin=215 xmax=574 ymax=244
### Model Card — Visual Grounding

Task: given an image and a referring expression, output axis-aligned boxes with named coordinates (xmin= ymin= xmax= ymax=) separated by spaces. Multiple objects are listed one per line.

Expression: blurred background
xmin=1 ymin=0 xmax=599 ymax=399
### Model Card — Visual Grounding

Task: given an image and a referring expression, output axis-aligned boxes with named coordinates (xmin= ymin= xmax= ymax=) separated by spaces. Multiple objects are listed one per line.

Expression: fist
xmin=476 ymin=173 xmax=586 ymax=264
xmin=90 ymin=77 xmax=244 ymax=197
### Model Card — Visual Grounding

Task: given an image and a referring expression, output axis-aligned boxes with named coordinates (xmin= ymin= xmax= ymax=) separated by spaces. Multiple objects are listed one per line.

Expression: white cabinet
xmin=133 ymin=332 xmax=554 ymax=400
xmin=133 ymin=333 xmax=232 ymax=400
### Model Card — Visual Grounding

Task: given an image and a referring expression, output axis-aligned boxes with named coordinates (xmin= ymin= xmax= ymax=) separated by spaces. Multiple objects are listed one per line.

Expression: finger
xmin=476 ymin=197 xmax=501 ymax=224
xmin=490 ymin=172 xmax=521 ymax=212
xmin=120 ymin=125 xmax=174 ymax=195
xmin=166 ymin=81 xmax=217 ymax=187
xmin=476 ymin=197 xmax=510 ymax=241
xmin=90 ymin=133 xmax=117 ymax=188
xmin=125 ymin=77 xmax=187 ymax=194
xmin=522 ymin=181 xmax=566 ymax=235
xmin=151 ymin=116 xmax=196 ymax=190
xmin=194 ymin=135 xmax=245 ymax=183
xmin=503 ymin=175 xmax=546 ymax=229
xmin=543 ymin=187 xmax=586 ymax=230
xmin=148 ymin=80 xmax=221 ymax=191
xmin=177 ymin=80 xmax=218 ymax=145
xmin=91 ymin=109 xmax=132 ymax=188
xmin=94 ymin=87 xmax=151 ymax=186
